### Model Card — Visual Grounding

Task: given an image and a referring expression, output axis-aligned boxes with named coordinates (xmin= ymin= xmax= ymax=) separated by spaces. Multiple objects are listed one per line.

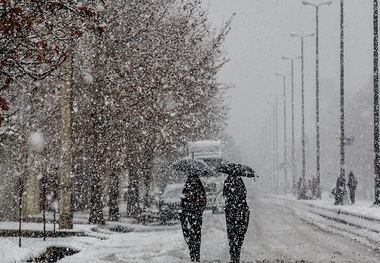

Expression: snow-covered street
xmin=2 ymin=186 xmax=380 ymax=263
xmin=244 ymin=196 xmax=380 ymax=262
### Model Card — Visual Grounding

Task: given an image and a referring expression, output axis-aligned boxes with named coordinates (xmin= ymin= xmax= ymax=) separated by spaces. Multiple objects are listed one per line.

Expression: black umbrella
xmin=170 ymin=157 xmax=217 ymax=177
xmin=216 ymin=162 xmax=256 ymax=180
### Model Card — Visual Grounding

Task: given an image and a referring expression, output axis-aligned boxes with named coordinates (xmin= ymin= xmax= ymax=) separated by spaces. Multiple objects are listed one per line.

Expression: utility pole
xmin=373 ymin=0 xmax=380 ymax=205
xmin=290 ymin=32 xmax=314 ymax=197
xmin=275 ymin=73 xmax=289 ymax=194
xmin=339 ymin=0 xmax=345 ymax=181
xmin=282 ymin=56 xmax=301 ymax=195
xmin=268 ymin=112 xmax=275 ymax=193
xmin=303 ymin=0 xmax=332 ymax=199
xmin=269 ymin=95 xmax=280 ymax=194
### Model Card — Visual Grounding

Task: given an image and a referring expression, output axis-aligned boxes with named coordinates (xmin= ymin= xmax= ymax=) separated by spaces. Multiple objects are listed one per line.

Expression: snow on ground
xmin=280 ymin=193 xmax=380 ymax=220
xmin=294 ymin=192 xmax=380 ymax=220
xmin=1 ymin=191 xmax=380 ymax=263
xmin=0 ymin=211 xmax=229 ymax=263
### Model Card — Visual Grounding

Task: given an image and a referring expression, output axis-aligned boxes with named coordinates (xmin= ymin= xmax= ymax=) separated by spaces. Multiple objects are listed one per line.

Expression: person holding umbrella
xmin=223 ymin=174 xmax=250 ymax=263
xmin=180 ymin=173 xmax=206 ymax=262
xmin=217 ymin=162 xmax=254 ymax=263
xmin=170 ymin=157 xmax=217 ymax=262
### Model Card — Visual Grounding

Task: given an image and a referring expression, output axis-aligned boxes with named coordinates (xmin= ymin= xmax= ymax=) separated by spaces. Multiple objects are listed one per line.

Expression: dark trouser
xmin=225 ymin=206 xmax=250 ymax=263
xmin=349 ymin=189 xmax=356 ymax=204
xmin=375 ymin=183 xmax=380 ymax=205
xmin=180 ymin=211 xmax=203 ymax=262
xmin=334 ymin=187 xmax=345 ymax=205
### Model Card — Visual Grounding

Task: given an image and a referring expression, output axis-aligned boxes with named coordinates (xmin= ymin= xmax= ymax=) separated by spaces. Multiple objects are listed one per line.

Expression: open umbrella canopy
xmin=170 ymin=157 xmax=217 ymax=177
xmin=216 ymin=162 xmax=256 ymax=179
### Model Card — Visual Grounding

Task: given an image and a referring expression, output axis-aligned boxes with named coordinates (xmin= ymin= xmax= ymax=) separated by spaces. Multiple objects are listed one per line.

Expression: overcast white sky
xmin=204 ymin=0 xmax=374 ymax=168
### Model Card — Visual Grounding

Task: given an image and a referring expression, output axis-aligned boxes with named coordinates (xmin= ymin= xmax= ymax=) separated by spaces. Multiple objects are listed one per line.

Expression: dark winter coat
xmin=333 ymin=175 xmax=346 ymax=205
xmin=181 ymin=175 xmax=206 ymax=214
xmin=376 ymin=175 xmax=380 ymax=187
xmin=336 ymin=175 xmax=346 ymax=190
xmin=347 ymin=172 xmax=358 ymax=191
xmin=375 ymin=175 xmax=380 ymax=205
xmin=224 ymin=175 xmax=248 ymax=209
xmin=346 ymin=172 xmax=358 ymax=204
xmin=180 ymin=175 xmax=206 ymax=262
xmin=223 ymin=175 xmax=250 ymax=263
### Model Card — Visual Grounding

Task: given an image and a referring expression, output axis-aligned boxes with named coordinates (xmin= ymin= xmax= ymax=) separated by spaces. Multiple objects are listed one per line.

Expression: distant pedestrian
xmin=223 ymin=175 xmax=250 ymax=263
xmin=311 ymin=176 xmax=318 ymax=199
xmin=297 ymin=178 xmax=306 ymax=200
xmin=297 ymin=177 xmax=301 ymax=191
xmin=375 ymin=174 xmax=380 ymax=206
xmin=333 ymin=175 xmax=346 ymax=205
xmin=180 ymin=174 xmax=206 ymax=262
xmin=304 ymin=179 xmax=313 ymax=200
xmin=347 ymin=171 xmax=358 ymax=205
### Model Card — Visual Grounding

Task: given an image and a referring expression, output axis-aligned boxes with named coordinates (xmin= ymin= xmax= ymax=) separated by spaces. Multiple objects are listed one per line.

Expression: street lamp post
xmin=373 ymin=0 xmax=380 ymax=205
xmin=339 ymin=0 xmax=345 ymax=181
xmin=290 ymin=32 xmax=314 ymax=197
xmin=275 ymin=72 xmax=290 ymax=194
xmin=282 ymin=56 xmax=301 ymax=195
xmin=268 ymin=98 xmax=279 ymax=194
xmin=269 ymin=94 xmax=280 ymax=194
xmin=265 ymin=112 xmax=274 ymax=193
xmin=303 ymin=0 xmax=332 ymax=199
xmin=269 ymin=109 xmax=275 ymax=193
xmin=263 ymin=117 xmax=269 ymax=191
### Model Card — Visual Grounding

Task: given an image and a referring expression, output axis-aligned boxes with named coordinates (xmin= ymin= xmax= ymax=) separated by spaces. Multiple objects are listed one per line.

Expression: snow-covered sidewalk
xmin=0 ymin=211 xmax=229 ymax=263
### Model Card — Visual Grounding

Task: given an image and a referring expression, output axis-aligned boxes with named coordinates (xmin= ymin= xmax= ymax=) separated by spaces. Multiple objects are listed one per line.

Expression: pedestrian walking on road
xmin=333 ymin=175 xmax=346 ymax=205
xmin=297 ymin=177 xmax=306 ymax=200
xmin=223 ymin=175 xmax=250 ymax=263
xmin=180 ymin=174 xmax=206 ymax=262
xmin=375 ymin=174 xmax=380 ymax=205
xmin=347 ymin=171 xmax=358 ymax=205
xmin=311 ymin=176 xmax=318 ymax=199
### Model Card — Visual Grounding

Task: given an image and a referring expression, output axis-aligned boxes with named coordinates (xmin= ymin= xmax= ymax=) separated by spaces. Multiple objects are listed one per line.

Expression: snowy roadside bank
xmin=279 ymin=192 xmax=380 ymax=221
xmin=269 ymin=193 xmax=380 ymax=255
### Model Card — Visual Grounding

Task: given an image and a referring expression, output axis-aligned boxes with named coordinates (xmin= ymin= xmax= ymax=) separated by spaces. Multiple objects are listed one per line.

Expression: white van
xmin=186 ymin=140 xmax=226 ymax=213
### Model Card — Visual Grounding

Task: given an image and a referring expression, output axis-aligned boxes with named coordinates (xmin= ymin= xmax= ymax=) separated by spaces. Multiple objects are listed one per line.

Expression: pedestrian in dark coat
xmin=223 ymin=175 xmax=250 ymax=263
xmin=333 ymin=175 xmax=346 ymax=205
xmin=347 ymin=171 xmax=358 ymax=205
xmin=311 ymin=176 xmax=318 ymax=198
xmin=180 ymin=174 xmax=206 ymax=262
xmin=297 ymin=177 xmax=306 ymax=200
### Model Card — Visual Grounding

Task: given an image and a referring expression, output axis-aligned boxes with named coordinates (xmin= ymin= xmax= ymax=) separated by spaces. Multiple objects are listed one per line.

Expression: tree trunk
xmin=89 ymin=30 xmax=106 ymax=225
xmin=88 ymin=112 xmax=105 ymax=225
xmin=143 ymin=170 xmax=151 ymax=208
xmin=59 ymin=54 xmax=74 ymax=229
xmin=23 ymin=169 xmax=40 ymax=217
xmin=108 ymin=169 xmax=120 ymax=221
xmin=126 ymin=166 xmax=141 ymax=217
xmin=89 ymin=168 xmax=105 ymax=225
xmin=142 ymin=156 xmax=154 ymax=208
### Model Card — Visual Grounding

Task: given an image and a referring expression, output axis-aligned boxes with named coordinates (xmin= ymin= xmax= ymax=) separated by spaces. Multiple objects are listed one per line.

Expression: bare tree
xmin=0 ymin=0 xmax=99 ymax=126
